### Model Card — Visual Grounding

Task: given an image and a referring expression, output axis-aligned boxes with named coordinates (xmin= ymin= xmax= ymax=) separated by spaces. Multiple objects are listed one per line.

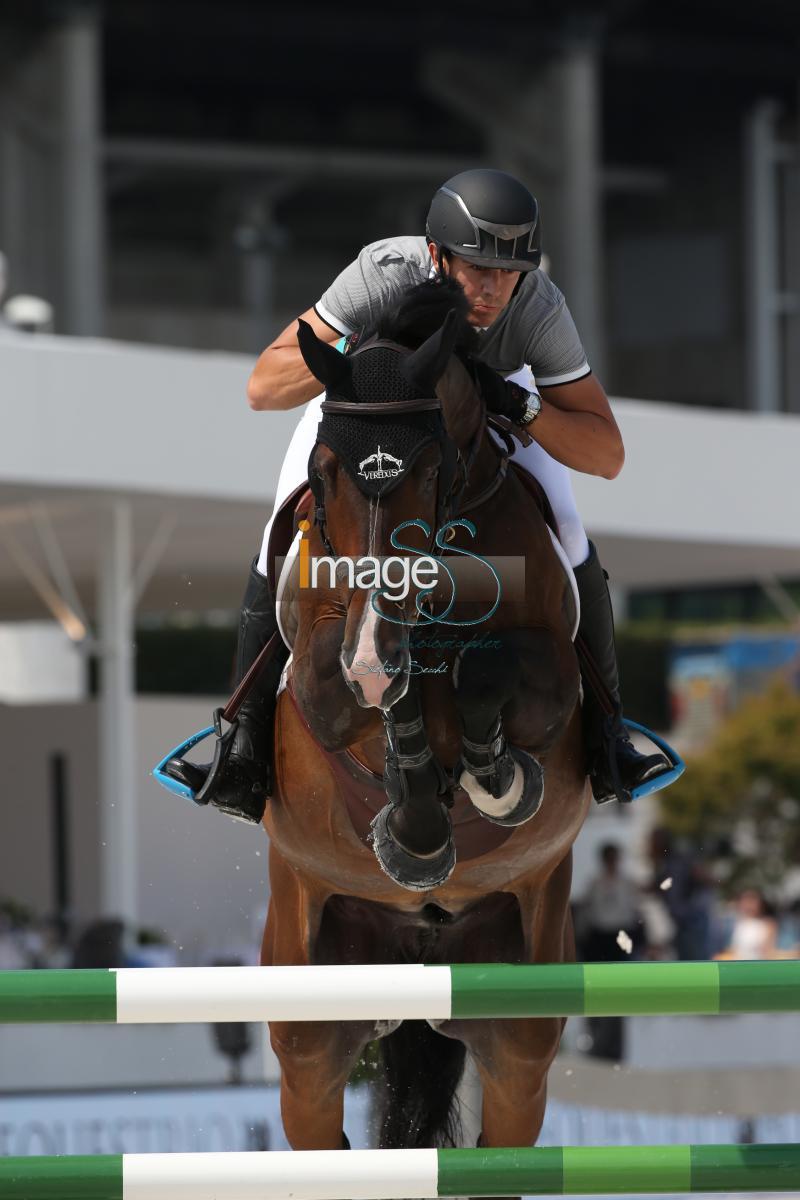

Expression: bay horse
xmin=262 ymin=279 xmax=589 ymax=1156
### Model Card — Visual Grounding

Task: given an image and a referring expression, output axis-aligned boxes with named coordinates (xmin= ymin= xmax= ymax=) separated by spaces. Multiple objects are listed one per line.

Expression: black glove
xmin=471 ymin=361 xmax=531 ymax=425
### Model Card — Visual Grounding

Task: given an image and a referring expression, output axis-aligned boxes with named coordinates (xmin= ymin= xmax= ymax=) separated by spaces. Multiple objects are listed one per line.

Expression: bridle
xmin=308 ymin=338 xmax=513 ymax=561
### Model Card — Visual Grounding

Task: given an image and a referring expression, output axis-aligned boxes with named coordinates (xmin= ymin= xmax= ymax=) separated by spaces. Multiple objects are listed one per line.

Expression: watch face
xmin=525 ymin=394 xmax=541 ymax=422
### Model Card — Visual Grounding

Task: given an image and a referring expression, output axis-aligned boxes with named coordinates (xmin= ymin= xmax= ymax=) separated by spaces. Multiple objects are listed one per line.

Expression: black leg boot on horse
xmin=574 ymin=543 xmax=668 ymax=804
xmin=370 ymin=683 xmax=456 ymax=892
xmin=163 ymin=559 xmax=290 ymax=824
xmin=452 ymin=631 xmax=548 ymax=827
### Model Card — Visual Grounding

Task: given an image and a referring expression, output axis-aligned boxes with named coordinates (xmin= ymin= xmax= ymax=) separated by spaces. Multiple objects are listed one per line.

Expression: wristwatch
xmin=520 ymin=388 xmax=542 ymax=425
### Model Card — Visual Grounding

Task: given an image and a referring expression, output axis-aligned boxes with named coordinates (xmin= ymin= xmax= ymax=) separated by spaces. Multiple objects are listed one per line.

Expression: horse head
xmin=297 ymin=279 xmax=484 ymax=712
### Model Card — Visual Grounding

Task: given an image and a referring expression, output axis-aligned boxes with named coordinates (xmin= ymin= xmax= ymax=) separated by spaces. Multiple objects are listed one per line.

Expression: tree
xmin=659 ymin=683 xmax=800 ymax=893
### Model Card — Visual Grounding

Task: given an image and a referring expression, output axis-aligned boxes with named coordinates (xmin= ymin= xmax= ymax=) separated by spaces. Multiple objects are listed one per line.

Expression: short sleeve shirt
xmin=315 ymin=235 xmax=590 ymax=386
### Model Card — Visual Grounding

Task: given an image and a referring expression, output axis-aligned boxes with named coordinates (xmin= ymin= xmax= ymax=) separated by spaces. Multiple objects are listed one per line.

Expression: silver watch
xmin=520 ymin=388 xmax=542 ymax=424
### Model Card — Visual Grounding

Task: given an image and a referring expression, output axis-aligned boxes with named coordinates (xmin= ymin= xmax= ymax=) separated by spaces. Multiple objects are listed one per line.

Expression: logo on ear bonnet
xmin=358 ymin=445 xmax=404 ymax=482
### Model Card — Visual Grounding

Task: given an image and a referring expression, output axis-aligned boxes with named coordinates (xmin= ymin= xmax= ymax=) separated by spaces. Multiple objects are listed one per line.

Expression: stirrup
xmin=152 ymin=707 xmax=238 ymax=806
xmin=594 ymin=718 xmax=684 ymax=805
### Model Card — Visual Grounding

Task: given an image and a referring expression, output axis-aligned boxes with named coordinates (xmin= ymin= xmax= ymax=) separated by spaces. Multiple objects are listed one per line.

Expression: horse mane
xmin=374 ymin=277 xmax=479 ymax=355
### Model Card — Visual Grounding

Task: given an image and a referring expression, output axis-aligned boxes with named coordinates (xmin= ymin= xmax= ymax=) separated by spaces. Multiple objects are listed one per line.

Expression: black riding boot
xmin=574 ymin=543 xmax=667 ymax=804
xmin=167 ymin=560 xmax=289 ymax=824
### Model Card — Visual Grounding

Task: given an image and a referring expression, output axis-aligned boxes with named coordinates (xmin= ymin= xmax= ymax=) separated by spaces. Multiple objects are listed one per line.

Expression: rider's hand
xmin=471 ymin=361 xmax=531 ymax=425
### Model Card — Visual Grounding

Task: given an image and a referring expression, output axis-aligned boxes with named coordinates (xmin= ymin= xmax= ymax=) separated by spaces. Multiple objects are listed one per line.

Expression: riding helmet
xmin=426 ymin=168 xmax=541 ymax=272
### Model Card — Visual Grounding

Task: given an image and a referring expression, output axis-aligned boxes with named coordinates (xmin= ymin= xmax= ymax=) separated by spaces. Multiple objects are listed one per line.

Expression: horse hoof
xmin=459 ymin=747 xmax=544 ymax=827
xmin=369 ymin=804 xmax=456 ymax=891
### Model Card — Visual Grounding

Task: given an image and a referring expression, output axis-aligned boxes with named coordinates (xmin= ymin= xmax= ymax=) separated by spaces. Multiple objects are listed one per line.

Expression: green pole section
xmin=690 ymin=1143 xmax=800 ymax=1191
xmin=0 ymin=1156 xmax=122 ymax=1200
xmin=449 ymin=964 xmax=586 ymax=1018
xmin=439 ymin=1145 xmax=800 ymax=1196
xmin=0 ymin=970 xmax=117 ymax=1023
xmin=718 ymin=960 xmax=800 ymax=1012
xmin=583 ymin=962 xmax=720 ymax=1016
xmin=563 ymin=1145 xmax=690 ymax=1194
xmin=438 ymin=1147 xmax=564 ymax=1196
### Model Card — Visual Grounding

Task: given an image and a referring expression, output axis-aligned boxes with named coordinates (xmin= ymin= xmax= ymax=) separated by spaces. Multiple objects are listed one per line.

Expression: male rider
xmin=174 ymin=168 xmax=666 ymax=824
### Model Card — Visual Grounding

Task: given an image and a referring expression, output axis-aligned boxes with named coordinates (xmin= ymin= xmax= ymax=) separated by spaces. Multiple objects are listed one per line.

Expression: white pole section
xmin=123 ymin=1150 xmax=438 ymax=1200
xmin=97 ymin=500 xmax=138 ymax=924
xmin=115 ymin=964 xmax=453 ymax=1024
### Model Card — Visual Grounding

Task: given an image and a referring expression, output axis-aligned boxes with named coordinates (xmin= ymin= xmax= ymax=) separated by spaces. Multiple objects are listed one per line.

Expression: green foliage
xmin=659 ymin=683 xmax=800 ymax=891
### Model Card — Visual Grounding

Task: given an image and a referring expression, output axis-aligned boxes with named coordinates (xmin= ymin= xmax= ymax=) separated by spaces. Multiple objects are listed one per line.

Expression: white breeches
xmin=256 ymin=367 xmax=589 ymax=576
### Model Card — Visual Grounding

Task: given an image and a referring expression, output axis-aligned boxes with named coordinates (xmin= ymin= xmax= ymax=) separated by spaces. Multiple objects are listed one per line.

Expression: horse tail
xmin=376 ymin=1020 xmax=467 ymax=1148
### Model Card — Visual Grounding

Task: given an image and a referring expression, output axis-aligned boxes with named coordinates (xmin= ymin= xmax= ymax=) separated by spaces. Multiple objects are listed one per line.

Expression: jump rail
xmin=1 ymin=1145 xmax=799 ymax=1198
xmin=1 ymin=960 xmax=799 ymax=1024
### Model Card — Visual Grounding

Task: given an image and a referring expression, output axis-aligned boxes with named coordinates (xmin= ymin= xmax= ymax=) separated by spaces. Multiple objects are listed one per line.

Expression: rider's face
xmin=428 ymin=244 xmax=521 ymax=327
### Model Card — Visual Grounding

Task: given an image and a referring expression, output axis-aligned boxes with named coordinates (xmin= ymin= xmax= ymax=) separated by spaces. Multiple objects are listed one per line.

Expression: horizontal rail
xmin=0 ymin=960 xmax=799 ymax=1024
xmin=1 ymin=1144 xmax=799 ymax=1197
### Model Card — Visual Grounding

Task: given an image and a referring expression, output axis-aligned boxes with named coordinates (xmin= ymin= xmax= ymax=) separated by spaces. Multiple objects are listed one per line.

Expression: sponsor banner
xmin=0 ymin=1084 xmax=371 ymax=1157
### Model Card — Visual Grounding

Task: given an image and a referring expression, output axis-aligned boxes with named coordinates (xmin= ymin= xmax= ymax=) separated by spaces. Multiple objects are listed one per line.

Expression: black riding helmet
xmin=426 ymin=168 xmax=541 ymax=272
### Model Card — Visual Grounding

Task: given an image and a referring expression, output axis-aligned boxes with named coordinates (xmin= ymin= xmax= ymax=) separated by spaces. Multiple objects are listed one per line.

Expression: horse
xmin=261 ymin=278 xmax=589 ymax=1157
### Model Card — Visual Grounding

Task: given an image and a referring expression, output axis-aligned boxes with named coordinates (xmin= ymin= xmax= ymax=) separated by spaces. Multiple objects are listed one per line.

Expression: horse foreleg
xmin=459 ymin=855 xmax=576 ymax=1149
xmin=261 ymin=847 xmax=371 ymax=1150
xmin=469 ymin=1014 xmax=562 ymax=1147
xmin=269 ymin=1018 xmax=371 ymax=1149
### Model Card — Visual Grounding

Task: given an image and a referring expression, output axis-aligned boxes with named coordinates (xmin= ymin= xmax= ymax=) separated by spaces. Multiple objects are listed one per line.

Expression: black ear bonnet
xmin=298 ymin=310 xmax=462 ymax=500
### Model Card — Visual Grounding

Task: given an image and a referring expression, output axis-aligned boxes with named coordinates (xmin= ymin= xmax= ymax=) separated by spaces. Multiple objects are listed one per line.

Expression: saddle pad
xmin=275 ymin=526 xmax=302 ymax=651
xmin=548 ymin=528 xmax=580 ymax=641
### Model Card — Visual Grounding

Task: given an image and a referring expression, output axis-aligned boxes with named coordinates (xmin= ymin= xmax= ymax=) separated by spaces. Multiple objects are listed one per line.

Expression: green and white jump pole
xmin=1 ymin=1145 xmax=799 ymax=1198
xmin=1 ymin=960 xmax=799 ymax=1023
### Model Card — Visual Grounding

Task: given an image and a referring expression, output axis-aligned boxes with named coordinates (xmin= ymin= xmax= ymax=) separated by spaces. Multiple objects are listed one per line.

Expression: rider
xmin=176 ymin=168 xmax=667 ymax=823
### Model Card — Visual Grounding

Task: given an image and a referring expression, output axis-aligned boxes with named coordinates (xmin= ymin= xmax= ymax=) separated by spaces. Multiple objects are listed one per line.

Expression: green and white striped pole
xmin=1 ymin=1145 xmax=799 ymax=1198
xmin=1 ymin=961 xmax=799 ymax=1024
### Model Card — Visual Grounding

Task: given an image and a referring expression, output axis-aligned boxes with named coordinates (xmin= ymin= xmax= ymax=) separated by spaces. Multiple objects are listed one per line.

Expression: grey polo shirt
xmin=314 ymin=235 xmax=590 ymax=386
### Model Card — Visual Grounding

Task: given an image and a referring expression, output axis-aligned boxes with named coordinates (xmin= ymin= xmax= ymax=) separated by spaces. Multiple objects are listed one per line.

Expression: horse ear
xmin=297 ymin=319 xmax=351 ymax=388
xmin=400 ymin=308 xmax=461 ymax=392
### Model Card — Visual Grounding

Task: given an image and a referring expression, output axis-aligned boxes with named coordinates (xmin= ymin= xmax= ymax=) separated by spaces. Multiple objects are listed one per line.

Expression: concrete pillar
xmin=744 ymin=101 xmax=782 ymax=413
xmin=55 ymin=3 xmax=105 ymax=336
xmin=0 ymin=115 xmax=25 ymax=295
xmin=97 ymin=501 xmax=137 ymax=924
xmin=559 ymin=42 xmax=605 ymax=381
xmin=232 ymin=192 xmax=289 ymax=351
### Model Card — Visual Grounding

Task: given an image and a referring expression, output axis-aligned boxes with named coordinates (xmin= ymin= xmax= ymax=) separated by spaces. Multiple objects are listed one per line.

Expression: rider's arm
xmin=246 ymin=308 xmax=342 ymax=411
xmin=529 ymin=373 xmax=625 ymax=480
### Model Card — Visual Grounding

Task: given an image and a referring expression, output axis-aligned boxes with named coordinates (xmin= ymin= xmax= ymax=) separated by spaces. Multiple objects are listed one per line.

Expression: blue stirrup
xmin=623 ymin=719 xmax=685 ymax=800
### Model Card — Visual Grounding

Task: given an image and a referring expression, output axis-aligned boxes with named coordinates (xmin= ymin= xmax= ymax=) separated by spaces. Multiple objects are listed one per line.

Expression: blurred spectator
xmin=578 ymin=842 xmax=643 ymax=961
xmin=71 ymin=918 xmax=127 ymax=968
xmin=0 ymin=911 xmax=28 ymax=969
xmin=715 ymin=888 xmax=779 ymax=960
xmin=576 ymin=842 xmax=643 ymax=1061
xmin=126 ymin=926 xmax=178 ymax=967
xmin=647 ymin=826 xmax=713 ymax=960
